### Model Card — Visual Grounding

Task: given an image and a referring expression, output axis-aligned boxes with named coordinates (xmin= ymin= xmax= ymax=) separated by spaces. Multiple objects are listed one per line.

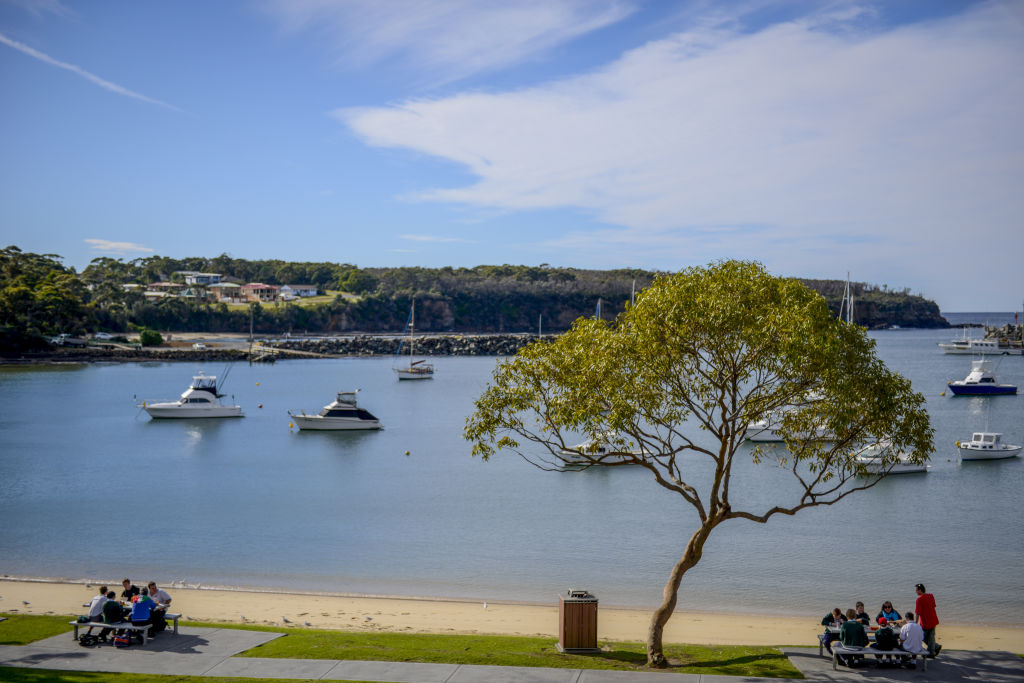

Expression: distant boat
xmin=938 ymin=329 xmax=1022 ymax=355
xmin=557 ymin=431 xmax=649 ymax=464
xmin=854 ymin=441 xmax=928 ymax=475
xmin=947 ymin=359 xmax=1017 ymax=396
xmin=395 ymin=301 xmax=434 ymax=380
xmin=140 ymin=372 xmax=243 ymax=418
xmin=957 ymin=432 xmax=1022 ymax=461
xmin=289 ymin=390 xmax=382 ymax=430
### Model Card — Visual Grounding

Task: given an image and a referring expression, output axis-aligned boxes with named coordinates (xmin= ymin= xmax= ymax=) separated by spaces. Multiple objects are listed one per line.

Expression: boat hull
xmin=396 ymin=369 xmax=434 ymax=380
xmin=937 ymin=343 xmax=1022 ymax=355
xmin=144 ymin=404 xmax=243 ymax=418
xmin=947 ymin=383 xmax=1017 ymax=396
xmin=958 ymin=446 xmax=1022 ymax=461
xmin=290 ymin=414 xmax=381 ymax=430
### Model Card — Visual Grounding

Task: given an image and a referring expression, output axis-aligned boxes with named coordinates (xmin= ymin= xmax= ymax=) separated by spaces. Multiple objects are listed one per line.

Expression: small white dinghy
xmin=854 ymin=441 xmax=927 ymax=475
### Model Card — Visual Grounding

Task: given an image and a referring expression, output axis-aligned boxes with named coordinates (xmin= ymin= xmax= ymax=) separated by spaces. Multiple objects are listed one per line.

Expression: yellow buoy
xmin=940 ymin=391 xmax=945 ymax=396
xmin=289 ymin=422 xmax=294 ymax=429
xmin=256 ymin=382 xmax=260 ymax=386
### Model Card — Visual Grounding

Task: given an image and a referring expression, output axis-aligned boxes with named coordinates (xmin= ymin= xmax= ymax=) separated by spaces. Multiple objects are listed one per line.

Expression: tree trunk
xmin=646 ymin=524 xmax=712 ymax=667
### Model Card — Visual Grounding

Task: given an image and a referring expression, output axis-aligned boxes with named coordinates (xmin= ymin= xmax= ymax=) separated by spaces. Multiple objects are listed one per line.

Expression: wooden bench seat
xmin=832 ymin=643 xmax=928 ymax=671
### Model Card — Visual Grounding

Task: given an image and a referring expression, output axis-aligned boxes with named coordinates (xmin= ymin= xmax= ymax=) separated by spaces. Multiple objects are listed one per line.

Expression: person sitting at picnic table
xmin=877 ymin=600 xmax=901 ymax=624
xmin=86 ymin=585 xmax=109 ymax=623
xmin=870 ymin=616 xmax=900 ymax=666
xmin=854 ymin=601 xmax=871 ymax=625
xmin=147 ymin=581 xmax=171 ymax=634
xmin=129 ymin=587 xmax=159 ymax=639
xmin=121 ymin=577 xmax=140 ymax=602
xmin=820 ymin=607 xmax=845 ymax=654
xmin=838 ymin=608 xmax=869 ymax=666
xmin=900 ymin=610 xmax=926 ymax=657
xmin=99 ymin=591 xmax=124 ymax=643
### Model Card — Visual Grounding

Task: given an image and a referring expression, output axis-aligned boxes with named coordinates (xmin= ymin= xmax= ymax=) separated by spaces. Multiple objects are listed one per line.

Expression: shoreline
xmin=2 ymin=578 xmax=1021 ymax=651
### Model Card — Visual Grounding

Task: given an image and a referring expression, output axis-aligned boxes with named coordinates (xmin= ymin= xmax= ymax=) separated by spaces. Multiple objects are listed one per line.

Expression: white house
xmin=280 ymin=284 xmax=319 ymax=298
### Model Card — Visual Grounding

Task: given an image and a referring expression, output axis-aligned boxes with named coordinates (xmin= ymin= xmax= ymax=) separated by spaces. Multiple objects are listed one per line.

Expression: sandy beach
xmin=1 ymin=578 xmax=1021 ymax=652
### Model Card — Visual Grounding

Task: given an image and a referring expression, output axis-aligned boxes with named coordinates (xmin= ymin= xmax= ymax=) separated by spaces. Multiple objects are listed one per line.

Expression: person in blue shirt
xmin=130 ymin=588 xmax=158 ymax=640
xmin=876 ymin=601 xmax=902 ymax=624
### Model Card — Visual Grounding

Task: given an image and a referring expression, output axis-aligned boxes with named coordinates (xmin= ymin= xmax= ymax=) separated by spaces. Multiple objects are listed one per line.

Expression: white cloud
xmin=400 ymin=234 xmax=475 ymax=244
xmin=84 ymin=239 xmax=155 ymax=255
xmin=337 ymin=2 xmax=1024 ymax=308
xmin=263 ymin=0 xmax=635 ymax=81
xmin=0 ymin=31 xmax=183 ymax=112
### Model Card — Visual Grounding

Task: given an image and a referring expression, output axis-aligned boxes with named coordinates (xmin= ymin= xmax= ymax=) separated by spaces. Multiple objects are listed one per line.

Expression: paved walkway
xmin=0 ymin=627 xmax=1021 ymax=682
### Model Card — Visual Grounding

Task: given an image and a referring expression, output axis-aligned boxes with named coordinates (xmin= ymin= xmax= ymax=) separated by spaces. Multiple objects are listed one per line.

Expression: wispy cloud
xmin=337 ymin=2 xmax=1024 ymax=301
xmin=400 ymin=234 xmax=475 ymax=244
xmin=0 ymin=31 xmax=183 ymax=112
xmin=263 ymin=0 xmax=635 ymax=82
xmin=85 ymin=239 xmax=155 ymax=255
xmin=3 ymin=0 xmax=74 ymax=18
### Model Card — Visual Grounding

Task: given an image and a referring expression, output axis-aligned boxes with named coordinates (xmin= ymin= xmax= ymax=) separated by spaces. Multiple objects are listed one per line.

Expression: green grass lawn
xmin=1 ymin=613 xmax=803 ymax=678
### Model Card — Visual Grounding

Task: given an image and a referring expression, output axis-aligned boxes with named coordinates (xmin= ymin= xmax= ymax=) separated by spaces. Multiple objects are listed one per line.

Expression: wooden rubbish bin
xmin=557 ymin=589 xmax=599 ymax=653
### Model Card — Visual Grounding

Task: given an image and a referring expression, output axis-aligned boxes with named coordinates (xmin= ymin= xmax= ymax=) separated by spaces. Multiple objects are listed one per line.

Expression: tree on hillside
xmin=464 ymin=260 xmax=933 ymax=668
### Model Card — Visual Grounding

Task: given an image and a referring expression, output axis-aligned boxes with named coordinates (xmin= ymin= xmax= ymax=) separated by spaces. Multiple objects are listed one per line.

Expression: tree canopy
xmin=464 ymin=260 xmax=933 ymax=667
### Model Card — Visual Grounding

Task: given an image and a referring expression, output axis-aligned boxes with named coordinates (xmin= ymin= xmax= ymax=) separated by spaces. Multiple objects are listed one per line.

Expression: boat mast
xmin=409 ymin=300 xmax=415 ymax=365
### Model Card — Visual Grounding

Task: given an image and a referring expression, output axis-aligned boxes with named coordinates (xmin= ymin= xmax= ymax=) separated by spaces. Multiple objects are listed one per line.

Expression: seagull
xmin=483 ymin=602 xmax=487 ymax=610
xmin=185 ymin=616 xmax=194 ymax=621
xmin=304 ymin=621 xmax=311 ymax=627
xmin=240 ymin=615 xmax=247 ymax=622
xmin=365 ymin=616 xmax=372 ymax=621
xmin=281 ymin=616 xmax=292 ymax=623
xmin=22 ymin=601 xmax=29 ymax=605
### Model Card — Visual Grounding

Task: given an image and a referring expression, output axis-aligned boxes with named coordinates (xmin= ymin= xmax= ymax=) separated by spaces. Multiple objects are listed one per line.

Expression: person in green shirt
xmin=838 ymin=608 xmax=868 ymax=666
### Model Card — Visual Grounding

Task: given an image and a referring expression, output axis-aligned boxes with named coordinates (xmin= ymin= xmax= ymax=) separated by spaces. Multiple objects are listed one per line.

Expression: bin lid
xmin=560 ymin=588 xmax=597 ymax=602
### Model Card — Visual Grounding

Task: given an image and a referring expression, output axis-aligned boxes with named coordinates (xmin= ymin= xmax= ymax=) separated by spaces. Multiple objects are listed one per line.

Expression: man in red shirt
xmin=914 ymin=583 xmax=942 ymax=657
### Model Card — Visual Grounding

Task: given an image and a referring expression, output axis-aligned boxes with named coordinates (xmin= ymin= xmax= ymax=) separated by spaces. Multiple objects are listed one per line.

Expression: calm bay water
xmin=1 ymin=328 xmax=1022 ymax=625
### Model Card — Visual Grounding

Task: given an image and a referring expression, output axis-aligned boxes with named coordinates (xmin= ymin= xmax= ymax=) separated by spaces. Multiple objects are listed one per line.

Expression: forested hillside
xmin=0 ymin=246 xmax=948 ymax=350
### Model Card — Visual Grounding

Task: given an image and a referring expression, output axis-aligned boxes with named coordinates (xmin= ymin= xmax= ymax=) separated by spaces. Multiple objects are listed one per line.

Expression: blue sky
xmin=1 ymin=0 xmax=1022 ymax=311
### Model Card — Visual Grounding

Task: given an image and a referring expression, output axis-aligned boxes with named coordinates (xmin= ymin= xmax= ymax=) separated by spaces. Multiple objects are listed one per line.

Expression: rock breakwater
xmin=273 ymin=334 xmax=550 ymax=356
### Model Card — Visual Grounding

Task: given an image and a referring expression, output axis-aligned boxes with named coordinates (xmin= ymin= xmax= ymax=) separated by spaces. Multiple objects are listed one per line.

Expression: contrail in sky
xmin=0 ymin=31 xmax=183 ymax=112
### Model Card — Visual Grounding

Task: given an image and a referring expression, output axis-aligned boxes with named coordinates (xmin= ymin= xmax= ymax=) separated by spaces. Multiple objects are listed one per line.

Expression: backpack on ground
xmin=113 ymin=633 xmax=131 ymax=648
xmin=78 ymin=634 xmax=98 ymax=647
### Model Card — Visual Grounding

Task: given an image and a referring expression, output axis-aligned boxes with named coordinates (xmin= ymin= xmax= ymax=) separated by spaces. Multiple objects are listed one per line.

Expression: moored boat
xmin=947 ymin=360 xmax=1017 ymax=396
xmin=957 ymin=432 xmax=1022 ymax=460
xmin=854 ymin=441 xmax=928 ymax=475
xmin=289 ymin=390 xmax=382 ymax=430
xmin=140 ymin=372 xmax=243 ymax=418
xmin=395 ymin=301 xmax=434 ymax=380
xmin=938 ymin=330 xmax=1022 ymax=355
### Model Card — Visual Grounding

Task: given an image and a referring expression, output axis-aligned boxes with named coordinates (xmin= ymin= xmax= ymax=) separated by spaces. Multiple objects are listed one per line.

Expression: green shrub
xmin=139 ymin=329 xmax=163 ymax=346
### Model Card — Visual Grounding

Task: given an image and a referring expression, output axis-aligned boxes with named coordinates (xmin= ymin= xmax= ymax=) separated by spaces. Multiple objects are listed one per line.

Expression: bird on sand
xmin=22 ymin=601 xmax=29 ymax=605
xmin=282 ymin=616 xmax=292 ymax=623
xmin=304 ymin=621 xmax=312 ymax=627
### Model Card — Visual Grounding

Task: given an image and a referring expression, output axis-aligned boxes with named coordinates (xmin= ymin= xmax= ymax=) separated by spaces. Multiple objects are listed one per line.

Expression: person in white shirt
xmin=900 ymin=610 xmax=926 ymax=654
xmin=147 ymin=581 xmax=172 ymax=635
xmin=86 ymin=586 xmax=109 ymax=622
xmin=148 ymin=582 xmax=172 ymax=606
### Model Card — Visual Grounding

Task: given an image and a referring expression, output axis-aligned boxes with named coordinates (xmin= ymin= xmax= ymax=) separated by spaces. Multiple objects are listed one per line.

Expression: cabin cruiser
xmin=937 ymin=331 xmax=1022 ymax=355
xmin=957 ymin=432 xmax=1022 ymax=461
xmin=141 ymin=372 xmax=243 ymax=418
xmin=289 ymin=390 xmax=382 ymax=430
xmin=947 ymin=360 xmax=1017 ymax=396
xmin=557 ymin=432 xmax=649 ymax=463
xmin=853 ymin=441 xmax=927 ymax=475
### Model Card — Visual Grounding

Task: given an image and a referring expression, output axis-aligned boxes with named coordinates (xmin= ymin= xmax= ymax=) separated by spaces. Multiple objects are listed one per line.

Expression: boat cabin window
xmin=983 ymin=434 xmax=995 ymax=443
xmin=980 ymin=377 xmax=994 ymax=383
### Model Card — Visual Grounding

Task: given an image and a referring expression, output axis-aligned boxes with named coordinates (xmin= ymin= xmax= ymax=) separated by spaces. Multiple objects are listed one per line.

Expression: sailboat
xmin=395 ymin=301 xmax=435 ymax=380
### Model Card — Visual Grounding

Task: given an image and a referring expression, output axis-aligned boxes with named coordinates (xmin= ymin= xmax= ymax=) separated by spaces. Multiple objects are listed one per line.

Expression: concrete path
xmin=0 ymin=627 xmax=1021 ymax=682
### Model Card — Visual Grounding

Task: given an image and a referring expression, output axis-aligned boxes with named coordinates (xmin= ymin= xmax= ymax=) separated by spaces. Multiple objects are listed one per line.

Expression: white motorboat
xmin=937 ymin=329 xmax=1022 ymax=355
xmin=395 ymin=301 xmax=434 ymax=380
xmin=289 ymin=390 xmax=382 ymax=430
xmin=557 ymin=432 xmax=649 ymax=463
xmin=854 ymin=442 xmax=928 ymax=475
xmin=947 ymin=359 xmax=1017 ymax=396
xmin=141 ymin=372 xmax=243 ymax=418
xmin=957 ymin=432 xmax=1022 ymax=461
xmin=746 ymin=414 xmax=830 ymax=442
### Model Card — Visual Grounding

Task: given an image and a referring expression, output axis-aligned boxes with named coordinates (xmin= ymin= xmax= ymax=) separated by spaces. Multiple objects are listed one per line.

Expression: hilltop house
xmin=241 ymin=283 xmax=279 ymax=302
xmin=177 ymin=271 xmax=223 ymax=286
xmin=279 ymin=284 xmax=319 ymax=300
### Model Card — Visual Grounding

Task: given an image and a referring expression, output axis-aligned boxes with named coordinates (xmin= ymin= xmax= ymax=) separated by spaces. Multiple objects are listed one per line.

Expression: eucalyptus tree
xmin=464 ymin=260 xmax=932 ymax=668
